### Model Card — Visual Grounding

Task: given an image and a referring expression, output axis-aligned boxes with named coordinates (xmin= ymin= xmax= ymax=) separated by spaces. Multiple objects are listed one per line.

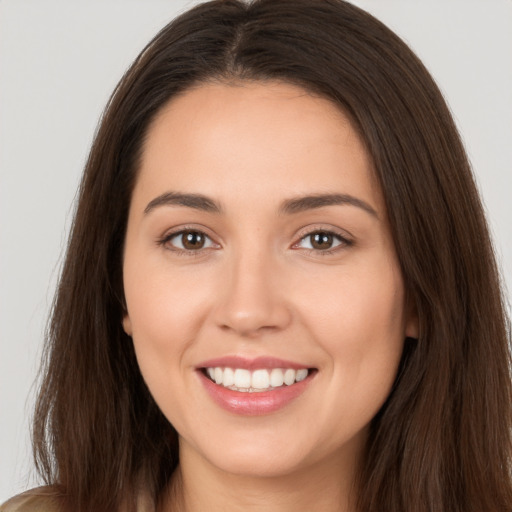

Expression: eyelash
xmin=157 ymin=226 xmax=219 ymax=256
xmin=157 ymin=227 xmax=353 ymax=256
xmin=293 ymin=229 xmax=353 ymax=255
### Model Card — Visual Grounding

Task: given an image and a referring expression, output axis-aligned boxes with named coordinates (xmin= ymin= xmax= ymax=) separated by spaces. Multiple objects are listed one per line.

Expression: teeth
xmin=234 ymin=369 xmax=251 ymax=388
xmin=284 ymin=369 xmax=295 ymax=386
xmin=223 ymin=367 xmax=235 ymax=387
xmin=252 ymin=369 xmax=270 ymax=390
xmin=204 ymin=367 xmax=310 ymax=392
xmin=270 ymin=368 xmax=284 ymax=387
xmin=296 ymin=369 xmax=308 ymax=382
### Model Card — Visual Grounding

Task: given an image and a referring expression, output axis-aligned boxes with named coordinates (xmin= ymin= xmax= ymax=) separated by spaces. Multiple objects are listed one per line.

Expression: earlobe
xmin=122 ymin=315 xmax=133 ymax=336
xmin=405 ymin=300 xmax=419 ymax=339
xmin=405 ymin=315 xmax=419 ymax=339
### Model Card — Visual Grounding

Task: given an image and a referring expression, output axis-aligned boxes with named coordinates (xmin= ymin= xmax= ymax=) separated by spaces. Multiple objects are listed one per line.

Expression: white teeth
xmin=270 ymin=368 xmax=284 ymax=387
xmin=296 ymin=369 xmax=308 ymax=382
xmin=251 ymin=369 xmax=270 ymax=390
xmin=234 ymin=369 xmax=251 ymax=388
xmin=223 ymin=367 xmax=235 ymax=387
xmin=204 ymin=367 xmax=311 ymax=391
xmin=283 ymin=368 xmax=296 ymax=386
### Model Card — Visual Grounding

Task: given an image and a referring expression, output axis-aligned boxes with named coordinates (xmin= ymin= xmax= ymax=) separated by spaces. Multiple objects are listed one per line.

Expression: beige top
xmin=0 ymin=487 xmax=154 ymax=512
xmin=0 ymin=487 xmax=61 ymax=512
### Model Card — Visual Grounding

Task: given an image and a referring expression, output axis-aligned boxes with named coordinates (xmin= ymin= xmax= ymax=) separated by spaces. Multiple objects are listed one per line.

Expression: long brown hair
xmin=33 ymin=1 xmax=512 ymax=511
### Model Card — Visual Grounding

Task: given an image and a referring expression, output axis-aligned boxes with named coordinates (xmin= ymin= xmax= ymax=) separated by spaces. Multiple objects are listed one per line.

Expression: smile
xmin=204 ymin=367 xmax=309 ymax=392
xmin=197 ymin=357 xmax=317 ymax=415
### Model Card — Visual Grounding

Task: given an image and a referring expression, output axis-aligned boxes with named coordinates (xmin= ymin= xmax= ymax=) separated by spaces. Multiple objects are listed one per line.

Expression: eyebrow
xmin=279 ymin=193 xmax=378 ymax=218
xmin=144 ymin=192 xmax=222 ymax=214
xmin=143 ymin=191 xmax=377 ymax=218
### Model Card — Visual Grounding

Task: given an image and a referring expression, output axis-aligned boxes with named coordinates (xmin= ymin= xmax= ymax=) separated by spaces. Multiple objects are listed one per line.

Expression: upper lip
xmin=197 ymin=356 xmax=314 ymax=371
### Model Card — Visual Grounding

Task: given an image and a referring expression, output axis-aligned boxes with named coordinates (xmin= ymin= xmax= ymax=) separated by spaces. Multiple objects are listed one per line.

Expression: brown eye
xmin=310 ymin=232 xmax=334 ymax=250
xmin=181 ymin=230 xmax=206 ymax=250
xmin=164 ymin=229 xmax=216 ymax=252
xmin=296 ymin=230 xmax=349 ymax=252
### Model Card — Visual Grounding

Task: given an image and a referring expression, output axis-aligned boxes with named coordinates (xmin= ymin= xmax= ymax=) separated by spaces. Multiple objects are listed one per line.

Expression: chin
xmin=206 ymin=446 xmax=312 ymax=479
xmin=180 ymin=422 xmax=361 ymax=481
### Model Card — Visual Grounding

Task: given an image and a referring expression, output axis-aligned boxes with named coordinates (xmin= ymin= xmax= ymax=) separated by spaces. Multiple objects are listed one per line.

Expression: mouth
xmin=201 ymin=366 xmax=314 ymax=393
xmin=196 ymin=357 xmax=317 ymax=415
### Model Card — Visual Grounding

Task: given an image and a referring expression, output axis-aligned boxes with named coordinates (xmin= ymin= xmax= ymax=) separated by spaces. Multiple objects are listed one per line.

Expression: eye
xmin=161 ymin=229 xmax=217 ymax=252
xmin=295 ymin=230 xmax=351 ymax=252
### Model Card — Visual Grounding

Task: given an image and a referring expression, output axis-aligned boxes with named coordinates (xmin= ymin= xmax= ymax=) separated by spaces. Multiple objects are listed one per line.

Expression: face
xmin=122 ymin=81 xmax=418 ymax=479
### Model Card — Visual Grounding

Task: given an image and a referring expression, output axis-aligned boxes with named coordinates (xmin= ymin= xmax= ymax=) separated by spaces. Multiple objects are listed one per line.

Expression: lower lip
xmin=197 ymin=370 xmax=315 ymax=416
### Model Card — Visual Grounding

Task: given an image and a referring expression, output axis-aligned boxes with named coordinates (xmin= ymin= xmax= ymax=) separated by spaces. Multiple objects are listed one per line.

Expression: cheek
xmin=122 ymin=254 xmax=212 ymax=386
xmin=300 ymin=270 xmax=405 ymax=444
xmin=297 ymin=260 xmax=406 ymax=395
xmin=301 ymin=254 xmax=405 ymax=342
xmin=124 ymin=252 xmax=214 ymax=338
xmin=123 ymin=263 xmax=212 ymax=430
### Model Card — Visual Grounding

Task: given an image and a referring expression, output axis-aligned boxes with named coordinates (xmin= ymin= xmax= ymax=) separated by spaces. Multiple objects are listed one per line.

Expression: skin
xmin=122 ymin=81 xmax=418 ymax=512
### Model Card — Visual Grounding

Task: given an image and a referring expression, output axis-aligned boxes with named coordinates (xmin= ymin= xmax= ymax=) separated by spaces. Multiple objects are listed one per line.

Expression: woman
xmin=2 ymin=0 xmax=511 ymax=511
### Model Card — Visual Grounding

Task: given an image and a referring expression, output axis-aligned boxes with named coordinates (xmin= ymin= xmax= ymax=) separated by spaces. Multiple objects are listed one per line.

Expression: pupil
xmin=312 ymin=232 xmax=333 ymax=250
xmin=183 ymin=231 xmax=204 ymax=250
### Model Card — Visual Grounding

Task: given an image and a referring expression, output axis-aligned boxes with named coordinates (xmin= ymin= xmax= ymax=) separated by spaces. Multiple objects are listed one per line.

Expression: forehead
xmin=135 ymin=81 xmax=383 ymax=214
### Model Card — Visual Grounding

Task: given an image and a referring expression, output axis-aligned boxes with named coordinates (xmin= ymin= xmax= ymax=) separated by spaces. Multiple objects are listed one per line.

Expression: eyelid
xmin=156 ymin=223 xmax=353 ymax=256
xmin=291 ymin=225 xmax=354 ymax=253
xmin=157 ymin=225 xmax=221 ymax=254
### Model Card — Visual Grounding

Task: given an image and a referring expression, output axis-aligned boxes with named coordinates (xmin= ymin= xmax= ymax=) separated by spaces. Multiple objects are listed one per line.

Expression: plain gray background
xmin=1 ymin=0 xmax=511 ymax=503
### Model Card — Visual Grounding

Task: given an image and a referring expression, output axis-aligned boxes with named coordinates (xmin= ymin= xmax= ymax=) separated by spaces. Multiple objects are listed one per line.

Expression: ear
xmin=122 ymin=314 xmax=133 ymax=336
xmin=404 ymin=298 xmax=419 ymax=339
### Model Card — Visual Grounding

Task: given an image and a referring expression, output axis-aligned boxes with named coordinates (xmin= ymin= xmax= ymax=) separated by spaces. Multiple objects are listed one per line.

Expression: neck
xmin=162 ymin=439 xmax=361 ymax=512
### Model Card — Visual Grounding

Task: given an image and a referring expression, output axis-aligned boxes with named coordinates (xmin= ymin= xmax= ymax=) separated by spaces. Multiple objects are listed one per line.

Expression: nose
xmin=213 ymin=250 xmax=292 ymax=338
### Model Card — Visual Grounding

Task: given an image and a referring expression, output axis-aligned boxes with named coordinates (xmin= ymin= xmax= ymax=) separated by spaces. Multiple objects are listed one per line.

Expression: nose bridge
xmin=214 ymin=241 xmax=291 ymax=336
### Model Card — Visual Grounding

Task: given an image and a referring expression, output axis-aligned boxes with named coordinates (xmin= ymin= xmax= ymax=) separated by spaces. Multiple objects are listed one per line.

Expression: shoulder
xmin=0 ymin=487 xmax=62 ymax=512
xmin=1 ymin=486 xmax=155 ymax=512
